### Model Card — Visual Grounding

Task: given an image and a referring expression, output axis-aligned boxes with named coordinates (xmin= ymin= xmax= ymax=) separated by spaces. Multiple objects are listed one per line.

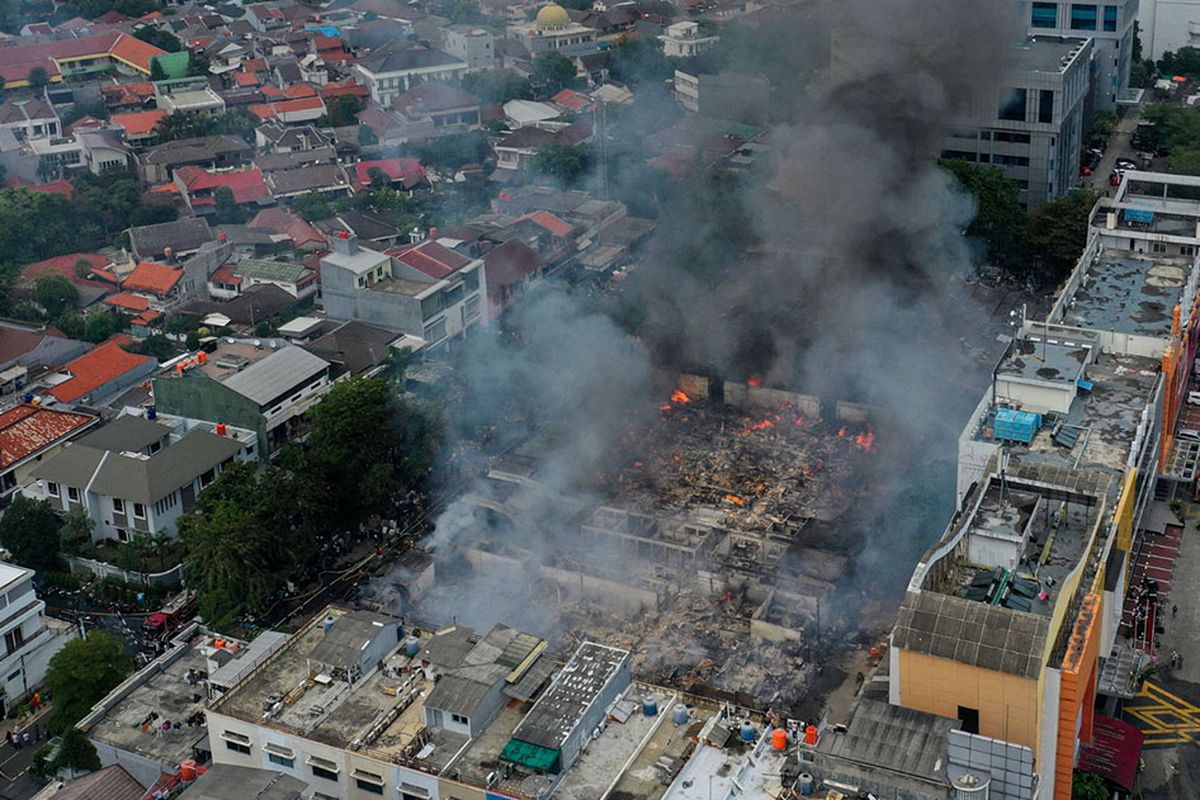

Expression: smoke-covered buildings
xmin=942 ymin=35 xmax=1091 ymax=207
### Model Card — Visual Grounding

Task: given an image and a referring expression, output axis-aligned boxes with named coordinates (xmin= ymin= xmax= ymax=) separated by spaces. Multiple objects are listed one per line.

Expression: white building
xmin=25 ymin=414 xmax=253 ymax=542
xmin=659 ymin=21 xmax=719 ymax=59
xmin=354 ymin=48 xmax=469 ymax=107
xmin=1139 ymin=0 xmax=1200 ymax=60
xmin=0 ymin=563 xmax=76 ymax=715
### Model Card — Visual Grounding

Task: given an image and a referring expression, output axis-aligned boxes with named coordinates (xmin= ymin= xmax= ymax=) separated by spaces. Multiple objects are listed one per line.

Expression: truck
xmin=143 ymin=589 xmax=198 ymax=640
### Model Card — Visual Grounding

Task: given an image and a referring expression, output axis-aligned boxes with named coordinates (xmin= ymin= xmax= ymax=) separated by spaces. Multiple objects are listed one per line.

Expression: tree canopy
xmin=154 ymin=110 xmax=259 ymax=144
xmin=940 ymin=159 xmax=1028 ymax=272
xmin=45 ymin=631 xmax=134 ymax=733
xmin=608 ymin=37 xmax=675 ymax=86
xmin=532 ymin=51 xmax=579 ymax=96
xmin=0 ymin=497 xmax=64 ymax=573
xmin=532 ymin=142 xmax=592 ymax=185
xmin=33 ymin=273 xmax=78 ymax=319
xmin=1027 ymin=189 xmax=1099 ymax=283
xmin=318 ymin=94 xmax=361 ymax=127
xmin=462 ymin=70 xmax=534 ymax=104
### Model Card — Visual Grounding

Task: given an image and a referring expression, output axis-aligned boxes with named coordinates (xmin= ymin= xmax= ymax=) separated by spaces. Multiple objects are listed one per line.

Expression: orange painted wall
xmin=1053 ymin=593 xmax=1101 ymax=800
xmin=896 ymin=649 xmax=1040 ymax=751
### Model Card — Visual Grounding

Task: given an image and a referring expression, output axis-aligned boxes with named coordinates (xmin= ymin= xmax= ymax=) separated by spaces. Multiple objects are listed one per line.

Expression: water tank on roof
xmin=404 ymin=635 xmax=420 ymax=657
xmin=642 ymin=695 xmax=658 ymax=716
xmin=322 ymin=615 xmax=336 ymax=633
xmin=672 ymin=703 xmax=689 ymax=725
xmin=739 ymin=720 xmax=756 ymax=742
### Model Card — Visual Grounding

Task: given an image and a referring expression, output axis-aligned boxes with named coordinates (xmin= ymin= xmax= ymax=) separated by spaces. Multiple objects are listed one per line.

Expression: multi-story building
xmin=441 ymin=25 xmax=496 ymax=72
xmin=515 ymin=4 xmax=599 ymax=55
xmin=320 ymin=233 xmax=488 ymax=350
xmin=24 ymin=413 xmax=253 ymax=542
xmin=0 ymin=404 xmax=98 ymax=499
xmin=354 ymin=48 xmax=469 ymax=107
xmin=658 ymin=22 xmax=719 ymax=59
xmin=152 ymin=341 xmax=333 ymax=459
xmin=0 ymin=562 xmax=76 ymax=717
xmin=0 ymin=97 xmax=60 ymax=142
xmin=1020 ymin=0 xmax=1138 ymax=113
xmin=942 ymin=35 xmax=1091 ymax=207
xmin=1139 ymin=0 xmax=1200 ymax=61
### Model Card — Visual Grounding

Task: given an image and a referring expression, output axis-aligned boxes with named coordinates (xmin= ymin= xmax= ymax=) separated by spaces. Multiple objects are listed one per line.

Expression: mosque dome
xmin=536 ymin=3 xmax=570 ymax=29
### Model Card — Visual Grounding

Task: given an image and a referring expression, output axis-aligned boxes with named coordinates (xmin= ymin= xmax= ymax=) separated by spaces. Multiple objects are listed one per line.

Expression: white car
xmin=1188 ymin=391 xmax=1200 ymax=405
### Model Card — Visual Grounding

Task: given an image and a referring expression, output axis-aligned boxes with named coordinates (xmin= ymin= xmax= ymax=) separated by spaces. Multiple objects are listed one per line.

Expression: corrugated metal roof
xmin=221 ymin=345 xmax=328 ymax=406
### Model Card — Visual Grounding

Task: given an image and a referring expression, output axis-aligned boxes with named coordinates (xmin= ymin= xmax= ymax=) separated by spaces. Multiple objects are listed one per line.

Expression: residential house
xmin=321 ymin=233 xmax=488 ymax=347
xmin=552 ymin=88 xmax=594 ymax=114
xmin=0 ymin=320 xmax=90 ymax=382
xmin=247 ymin=208 xmax=328 ymax=252
xmin=99 ymin=81 xmax=157 ymax=113
xmin=0 ymin=562 xmax=76 ymax=715
xmin=128 ymin=218 xmax=216 ymax=261
xmin=303 ymin=320 xmax=411 ymax=378
xmin=155 ymin=77 xmax=227 ymax=115
xmin=352 ymin=157 xmax=429 ymax=192
xmin=247 ymin=96 xmax=326 ymax=124
xmin=121 ymin=261 xmax=187 ymax=309
xmin=254 ymin=122 xmax=331 ymax=152
xmin=25 ymin=414 xmax=251 ymax=541
xmin=40 ymin=335 xmax=158 ymax=405
xmin=389 ymin=81 xmax=482 ymax=138
xmin=503 ymin=98 xmax=561 ymax=128
xmin=672 ymin=53 xmax=769 ymax=122
xmin=35 ymin=764 xmax=145 ymax=800
xmin=207 ymin=259 xmax=318 ymax=301
xmin=175 ymin=166 xmax=272 ymax=213
xmin=493 ymin=119 xmax=592 ymax=172
xmin=138 ymin=135 xmax=255 ymax=184
xmin=111 ymin=109 xmax=168 ymax=147
xmin=0 ymin=97 xmax=61 ymax=142
xmin=152 ymin=341 xmax=333 ymax=458
xmin=659 ymin=20 xmax=719 ymax=57
xmin=0 ymin=404 xmax=98 ymax=498
xmin=263 ymin=162 xmax=351 ymax=200
xmin=483 ymin=238 xmax=543 ymax=319
xmin=354 ymin=47 xmax=469 ymax=106
xmin=20 ymin=252 xmax=119 ymax=309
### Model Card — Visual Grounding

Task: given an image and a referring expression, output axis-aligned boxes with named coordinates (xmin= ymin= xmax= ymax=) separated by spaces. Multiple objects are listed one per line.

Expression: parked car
xmin=1110 ymin=170 xmax=1123 ymax=186
xmin=1116 ymin=158 xmax=1137 ymax=170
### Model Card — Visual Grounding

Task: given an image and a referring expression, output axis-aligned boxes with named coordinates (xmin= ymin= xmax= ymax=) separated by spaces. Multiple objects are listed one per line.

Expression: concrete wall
xmin=465 ymin=547 xmax=658 ymax=614
xmin=152 ymin=375 xmax=266 ymax=457
xmin=1140 ymin=0 xmax=1200 ymax=60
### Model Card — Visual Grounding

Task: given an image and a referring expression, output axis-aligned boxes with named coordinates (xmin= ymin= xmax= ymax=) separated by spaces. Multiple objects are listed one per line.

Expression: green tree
xmin=44 ymin=631 xmax=134 ymax=733
xmin=318 ymin=94 xmax=361 ymax=127
xmin=1071 ymin=772 xmax=1107 ymax=800
xmin=135 ymin=27 xmax=181 ymax=53
xmin=83 ymin=310 xmax=116 ymax=343
xmin=1157 ymin=47 xmax=1200 ymax=78
xmin=302 ymin=378 xmax=439 ymax=526
xmin=33 ymin=274 xmax=78 ymax=318
xmin=1093 ymin=110 xmax=1118 ymax=137
xmin=1169 ymin=148 xmax=1200 ymax=176
xmin=127 ymin=334 xmax=179 ymax=361
xmin=0 ymin=496 xmax=63 ymax=572
xmin=608 ymin=36 xmax=675 ymax=86
xmin=462 ymin=70 xmax=533 ymax=104
xmin=149 ymin=59 xmax=168 ymax=82
xmin=434 ymin=0 xmax=484 ymax=23
xmin=58 ymin=507 xmax=92 ymax=555
xmin=213 ymin=186 xmax=246 ymax=224
xmin=940 ymin=159 xmax=1029 ymax=273
xmin=532 ymin=142 xmax=591 ymax=184
xmin=290 ymin=191 xmax=333 ymax=221
xmin=1027 ymin=189 xmax=1100 ymax=283
xmin=27 ymin=66 xmax=48 ymax=89
xmin=186 ymin=51 xmax=210 ymax=77
xmin=179 ymin=462 xmax=301 ymax=629
xmin=532 ymin=51 xmax=578 ymax=96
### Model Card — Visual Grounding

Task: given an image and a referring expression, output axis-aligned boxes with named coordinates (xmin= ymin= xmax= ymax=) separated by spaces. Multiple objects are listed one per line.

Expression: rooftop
xmin=175 ymin=764 xmax=307 ymax=800
xmin=1011 ymin=35 xmax=1090 ymax=75
xmin=511 ymin=641 xmax=628 ymax=751
xmin=996 ymin=338 xmax=1088 ymax=385
xmin=0 ymin=404 xmax=96 ymax=470
xmin=123 ymin=261 xmax=184 ymax=296
xmin=1059 ymin=250 xmax=1193 ymax=339
xmin=46 ymin=336 xmax=156 ymax=404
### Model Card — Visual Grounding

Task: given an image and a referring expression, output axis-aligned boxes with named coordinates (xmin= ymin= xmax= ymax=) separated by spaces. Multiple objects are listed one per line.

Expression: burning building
xmin=418 ymin=373 xmax=880 ymax=711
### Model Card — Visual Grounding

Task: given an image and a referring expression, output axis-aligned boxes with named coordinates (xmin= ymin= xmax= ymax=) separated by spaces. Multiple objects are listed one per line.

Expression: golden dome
xmin=536 ymin=3 xmax=570 ymax=29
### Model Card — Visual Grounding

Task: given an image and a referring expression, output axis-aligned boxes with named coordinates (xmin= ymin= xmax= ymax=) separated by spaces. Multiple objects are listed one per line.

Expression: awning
xmin=1077 ymin=715 xmax=1144 ymax=791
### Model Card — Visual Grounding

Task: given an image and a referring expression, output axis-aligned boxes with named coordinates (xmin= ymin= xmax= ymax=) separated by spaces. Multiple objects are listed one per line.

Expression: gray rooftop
xmin=1011 ymin=35 xmax=1089 ymax=75
xmin=308 ymin=609 xmax=397 ymax=667
xmin=996 ymin=338 xmax=1088 ymax=385
xmin=221 ymin=345 xmax=328 ymax=406
xmin=233 ymin=259 xmax=312 ymax=285
xmin=33 ymin=423 xmax=244 ymax=505
xmin=1060 ymin=252 xmax=1192 ymax=338
xmin=75 ymin=415 xmax=169 ymax=453
xmin=177 ymin=764 xmax=308 ymax=800
xmin=512 ymin=642 xmax=628 ymax=750
xmin=128 ymin=217 xmax=215 ymax=257
xmin=320 ymin=243 xmax=392 ymax=275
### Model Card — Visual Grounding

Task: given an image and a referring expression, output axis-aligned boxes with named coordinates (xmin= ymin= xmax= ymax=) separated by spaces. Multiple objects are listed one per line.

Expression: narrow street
xmin=1085 ymin=107 xmax=1142 ymax=194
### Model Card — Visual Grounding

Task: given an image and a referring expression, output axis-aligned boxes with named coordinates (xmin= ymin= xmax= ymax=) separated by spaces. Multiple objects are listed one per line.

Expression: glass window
xmin=355 ymin=780 xmax=384 ymax=795
xmin=420 ymin=294 xmax=444 ymax=319
xmin=113 ymin=498 xmax=124 ymax=513
xmin=225 ymin=741 xmax=251 ymax=755
xmin=1070 ymin=4 xmax=1097 ymax=30
xmin=133 ymin=503 xmax=146 ymax=519
xmin=464 ymin=269 xmax=480 ymax=291
xmin=998 ymin=88 xmax=1027 ymax=121
xmin=1039 ymin=89 xmax=1054 ymax=123
xmin=423 ymin=318 xmax=447 ymax=344
xmin=1031 ymin=2 xmax=1058 ymax=27
xmin=47 ymin=482 xmax=59 ymax=497
xmin=1103 ymin=5 xmax=1118 ymax=31
xmin=67 ymin=487 xmax=79 ymax=501
xmin=267 ymin=753 xmax=294 ymax=768
xmin=311 ymin=765 xmax=338 ymax=782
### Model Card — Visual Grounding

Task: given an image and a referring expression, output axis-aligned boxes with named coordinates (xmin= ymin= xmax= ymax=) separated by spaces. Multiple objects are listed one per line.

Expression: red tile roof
xmin=283 ymin=83 xmax=319 ymax=99
xmin=103 ymin=291 xmax=152 ymax=311
xmin=27 ymin=179 xmax=75 ymax=199
xmin=208 ymin=263 xmax=242 ymax=286
xmin=552 ymin=88 xmax=593 ymax=113
xmin=48 ymin=336 xmax=154 ymax=403
xmin=321 ymin=81 xmax=369 ymax=99
xmin=176 ymin=166 xmax=270 ymax=205
xmin=122 ymin=261 xmax=183 ymax=296
xmin=22 ymin=253 xmax=111 ymax=285
xmin=109 ymin=33 xmax=167 ymax=72
xmin=386 ymin=240 xmax=470 ymax=279
xmin=0 ymin=404 xmax=95 ymax=470
xmin=248 ymin=207 xmax=327 ymax=248
xmin=232 ymin=71 xmax=260 ymax=87
xmin=527 ymin=210 xmax=574 ymax=237
xmin=112 ymin=108 xmax=167 ymax=136
xmin=313 ymin=36 xmax=344 ymax=52
xmin=354 ymin=158 xmax=426 ymax=187
xmin=248 ymin=96 xmax=325 ymax=121
xmin=241 ymin=58 xmax=267 ymax=73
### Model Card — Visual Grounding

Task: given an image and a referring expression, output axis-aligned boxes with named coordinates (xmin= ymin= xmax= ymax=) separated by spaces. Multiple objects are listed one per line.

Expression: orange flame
xmin=793 ymin=417 xmax=808 ymax=427
xmin=747 ymin=375 xmax=763 ymax=387
xmin=853 ymin=429 xmax=876 ymax=452
xmin=837 ymin=426 xmax=847 ymax=437
xmin=659 ymin=404 xmax=672 ymax=411
xmin=670 ymin=389 xmax=690 ymax=404
xmin=748 ymin=419 xmax=774 ymax=432
xmin=723 ymin=494 xmax=747 ymax=506
xmin=633 ymin=460 xmax=644 ymax=469
xmin=754 ymin=484 xmax=766 ymax=493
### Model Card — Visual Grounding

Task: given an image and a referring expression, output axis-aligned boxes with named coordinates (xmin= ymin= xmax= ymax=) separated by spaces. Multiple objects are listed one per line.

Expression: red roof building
xmin=0 ymin=31 xmax=165 ymax=87
xmin=47 ymin=335 xmax=156 ymax=404
xmin=21 ymin=253 xmax=111 ymax=284
xmin=321 ymin=81 xmax=369 ymax=100
xmin=526 ymin=210 xmax=575 ymax=238
xmin=112 ymin=108 xmax=167 ymax=139
xmin=232 ymin=71 xmax=261 ymax=88
xmin=386 ymin=240 xmax=470 ymax=280
xmin=248 ymin=96 xmax=326 ymax=123
xmin=0 ymin=404 xmax=96 ymax=473
xmin=353 ymin=158 xmax=427 ymax=190
xmin=175 ymin=166 xmax=271 ymax=206
xmin=102 ymin=291 xmax=152 ymax=312
xmin=552 ymin=88 xmax=594 ymax=113
xmin=122 ymin=261 xmax=184 ymax=298
xmin=248 ymin=208 xmax=327 ymax=250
